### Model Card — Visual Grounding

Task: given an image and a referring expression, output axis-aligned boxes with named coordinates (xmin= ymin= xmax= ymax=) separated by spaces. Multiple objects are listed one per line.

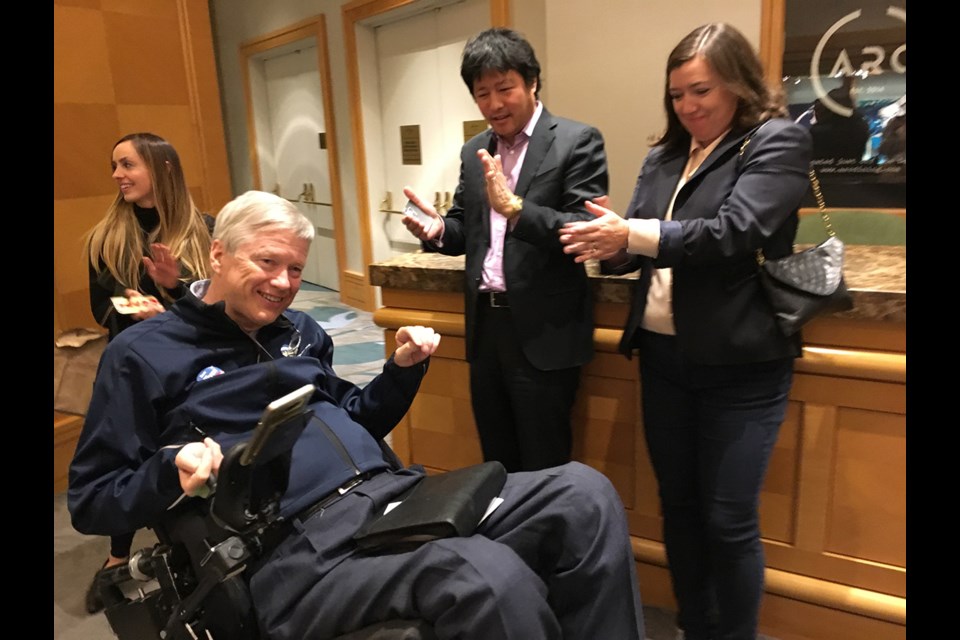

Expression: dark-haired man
xmin=403 ymin=27 xmax=608 ymax=474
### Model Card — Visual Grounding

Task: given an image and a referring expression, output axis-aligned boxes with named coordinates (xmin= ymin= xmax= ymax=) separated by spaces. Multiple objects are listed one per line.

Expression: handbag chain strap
xmin=740 ymin=127 xmax=835 ymax=266
xmin=807 ymin=166 xmax=835 ymax=237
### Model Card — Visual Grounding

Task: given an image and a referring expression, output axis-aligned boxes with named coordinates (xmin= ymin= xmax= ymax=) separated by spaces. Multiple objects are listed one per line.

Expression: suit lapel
xmin=669 ymin=128 xmax=752 ymax=220
xmin=687 ymin=129 xmax=748 ymax=181
xmin=652 ymin=152 xmax=687 ymax=219
xmin=513 ymin=108 xmax=556 ymax=197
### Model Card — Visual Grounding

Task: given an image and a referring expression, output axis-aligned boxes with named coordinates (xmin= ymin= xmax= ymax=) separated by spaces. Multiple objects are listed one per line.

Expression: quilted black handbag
xmin=755 ymin=167 xmax=854 ymax=336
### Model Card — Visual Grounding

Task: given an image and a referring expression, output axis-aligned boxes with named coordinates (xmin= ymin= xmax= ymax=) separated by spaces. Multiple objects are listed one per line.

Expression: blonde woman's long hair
xmin=84 ymin=133 xmax=211 ymax=299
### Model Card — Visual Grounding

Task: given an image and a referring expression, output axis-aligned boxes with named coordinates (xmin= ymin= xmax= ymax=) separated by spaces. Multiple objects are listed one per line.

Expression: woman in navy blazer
xmin=561 ymin=23 xmax=811 ymax=640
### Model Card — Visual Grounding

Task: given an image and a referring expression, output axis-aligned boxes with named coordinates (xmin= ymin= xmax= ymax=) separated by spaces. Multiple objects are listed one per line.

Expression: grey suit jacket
xmin=428 ymin=107 xmax=608 ymax=370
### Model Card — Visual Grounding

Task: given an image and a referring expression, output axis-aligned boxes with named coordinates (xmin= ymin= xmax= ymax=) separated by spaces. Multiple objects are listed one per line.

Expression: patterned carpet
xmin=288 ymin=282 xmax=387 ymax=387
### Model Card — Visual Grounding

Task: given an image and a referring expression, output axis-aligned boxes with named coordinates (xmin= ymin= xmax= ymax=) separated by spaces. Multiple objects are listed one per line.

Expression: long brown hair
xmin=84 ymin=133 xmax=211 ymax=297
xmin=655 ymin=23 xmax=787 ymax=152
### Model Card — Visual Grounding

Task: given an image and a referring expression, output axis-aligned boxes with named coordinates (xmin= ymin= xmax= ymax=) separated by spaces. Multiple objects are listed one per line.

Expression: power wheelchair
xmin=93 ymin=398 xmax=436 ymax=640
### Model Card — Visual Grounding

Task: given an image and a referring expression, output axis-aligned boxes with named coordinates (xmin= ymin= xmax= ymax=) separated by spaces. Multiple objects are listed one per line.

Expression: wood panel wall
xmin=53 ymin=0 xmax=231 ymax=336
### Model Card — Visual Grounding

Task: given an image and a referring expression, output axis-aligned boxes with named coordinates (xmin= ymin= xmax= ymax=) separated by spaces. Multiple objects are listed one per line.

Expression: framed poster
xmin=762 ymin=1 xmax=906 ymax=211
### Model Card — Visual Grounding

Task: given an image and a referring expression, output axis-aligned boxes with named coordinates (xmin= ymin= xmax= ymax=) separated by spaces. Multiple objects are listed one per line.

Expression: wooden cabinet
xmin=370 ymin=247 xmax=906 ymax=640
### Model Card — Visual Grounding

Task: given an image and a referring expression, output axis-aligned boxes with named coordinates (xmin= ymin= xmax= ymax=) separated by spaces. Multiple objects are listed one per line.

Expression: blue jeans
xmin=638 ymin=330 xmax=794 ymax=640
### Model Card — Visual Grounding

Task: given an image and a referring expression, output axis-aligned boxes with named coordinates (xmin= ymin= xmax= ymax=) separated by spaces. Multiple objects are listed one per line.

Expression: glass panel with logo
xmin=782 ymin=1 xmax=905 ymax=209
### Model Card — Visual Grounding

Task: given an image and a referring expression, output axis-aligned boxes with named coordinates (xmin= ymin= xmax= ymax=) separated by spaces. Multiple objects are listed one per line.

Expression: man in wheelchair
xmin=68 ymin=190 xmax=646 ymax=640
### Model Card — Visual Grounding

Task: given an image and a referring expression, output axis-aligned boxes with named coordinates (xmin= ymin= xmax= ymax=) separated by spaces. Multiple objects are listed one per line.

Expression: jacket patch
xmin=196 ymin=366 xmax=225 ymax=381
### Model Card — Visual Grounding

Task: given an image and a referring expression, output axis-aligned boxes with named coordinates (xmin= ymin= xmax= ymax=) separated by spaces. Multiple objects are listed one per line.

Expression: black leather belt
xmin=252 ymin=470 xmax=379 ymax=566
xmin=483 ymin=291 xmax=510 ymax=308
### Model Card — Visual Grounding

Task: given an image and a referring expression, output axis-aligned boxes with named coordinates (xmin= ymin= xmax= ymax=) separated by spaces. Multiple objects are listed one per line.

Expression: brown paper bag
xmin=54 ymin=329 xmax=107 ymax=416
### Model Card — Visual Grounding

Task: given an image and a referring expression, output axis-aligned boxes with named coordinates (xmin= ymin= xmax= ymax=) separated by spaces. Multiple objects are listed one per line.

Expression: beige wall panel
xmin=574 ymin=375 xmax=637 ymax=429
xmin=54 ymin=7 xmax=115 ymax=105
xmin=181 ymin=0 xmax=233 ymax=213
xmin=413 ymin=428 xmax=483 ymax=470
xmin=635 ymin=562 xmax=677 ymax=611
xmin=188 ymin=186 xmax=210 ymax=215
xmin=583 ymin=350 xmax=637 ymax=380
xmin=803 ymin=318 xmax=905 ymax=352
xmin=101 ymin=0 xmax=179 ymax=18
xmin=826 ymin=408 xmax=906 ymax=567
xmin=103 ymin=13 xmax=190 ymax=105
xmin=594 ymin=300 xmax=631 ymax=328
xmin=629 ymin=512 xmax=665 ymax=543
xmin=417 ymin=356 xmax=472 ymax=400
xmin=764 ymin=544 xmax=905 ymax=600
xmin=410 ymin=394 xmax=474 ymax=436
xmin=56 ymin=0 xmax=102 ymax=8
xmin=116 ymin=104 xmax=204 ymax=186
xmin=54 ymin=104 xmax=121 ymax=200
xmin=791 ymin=375 xmax=905 ymax=414
xmin=381 ymin=288 xmax=465 ymax=313
xmin=570 ymin=375 xmax=638 ymax=499
xmin=759 ymin=592 xmax=905 ymax=640
xmin=760 ymin=402 xmax=801 ymax=543
xmin=54 ymin=195 xmax=117 ymax=329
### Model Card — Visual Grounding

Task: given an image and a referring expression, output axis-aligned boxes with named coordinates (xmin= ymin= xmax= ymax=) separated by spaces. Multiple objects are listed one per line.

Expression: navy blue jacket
xmin=609 ymin=118 xmax=812 ymax=364
xmin=68 ymin=285 xmax=426 ymax=537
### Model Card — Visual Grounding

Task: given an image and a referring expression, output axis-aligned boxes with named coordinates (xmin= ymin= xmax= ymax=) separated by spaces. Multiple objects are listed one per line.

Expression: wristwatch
xmin=505 ymin=194 xmax=523 ymax=218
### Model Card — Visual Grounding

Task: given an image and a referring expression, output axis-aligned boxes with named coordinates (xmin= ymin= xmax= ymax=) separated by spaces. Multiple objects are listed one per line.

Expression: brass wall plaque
xmin=400 ymin=125 xmax=422 ymax=165
xmin=463 ymin=119 xmax=489 ymax=143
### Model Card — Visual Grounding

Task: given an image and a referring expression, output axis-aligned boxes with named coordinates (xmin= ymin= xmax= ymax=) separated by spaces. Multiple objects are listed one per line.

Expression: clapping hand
xmin=477 ymin=149 xmax=520 ymax=219
xmin=143 ymin=243 xmax=181 ymax=290
xmin=559 ymin=197 xmax=629 ymax=264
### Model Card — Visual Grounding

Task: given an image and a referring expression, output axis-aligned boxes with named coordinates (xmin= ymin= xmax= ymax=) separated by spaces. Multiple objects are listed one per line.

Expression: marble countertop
xmin=369 ymin=245 xmax=905 ymax=323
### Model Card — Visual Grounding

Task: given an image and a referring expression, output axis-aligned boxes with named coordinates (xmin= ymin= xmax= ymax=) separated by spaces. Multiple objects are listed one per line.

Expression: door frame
xmin=340 ymin=0 xmax=509 ymax=311
xmin=239 ymin=15 xmax=347 ymax=293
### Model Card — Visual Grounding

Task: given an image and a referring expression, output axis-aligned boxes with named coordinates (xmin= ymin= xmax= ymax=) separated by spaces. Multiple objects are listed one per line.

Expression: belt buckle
xmin=338 ymin=473 xmax=364 ymax=496
xmin=489 ymin=291 xmax=507 ymax=308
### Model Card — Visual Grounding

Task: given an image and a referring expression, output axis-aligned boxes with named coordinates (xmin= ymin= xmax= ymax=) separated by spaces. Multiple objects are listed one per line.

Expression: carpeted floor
xmin=52 ymin=283 xmax=697 ymax=640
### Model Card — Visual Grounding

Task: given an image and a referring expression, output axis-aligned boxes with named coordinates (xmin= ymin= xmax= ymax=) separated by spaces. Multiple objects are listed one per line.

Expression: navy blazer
xmin=611 ymin=118 xmax=812 ymax=365
xmin=428 ymin=107 xmax=608 ymax=371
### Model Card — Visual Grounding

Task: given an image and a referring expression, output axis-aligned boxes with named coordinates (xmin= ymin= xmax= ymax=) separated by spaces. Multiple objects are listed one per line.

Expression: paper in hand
xmin=111 ymin=295 xmax=159 ymax=314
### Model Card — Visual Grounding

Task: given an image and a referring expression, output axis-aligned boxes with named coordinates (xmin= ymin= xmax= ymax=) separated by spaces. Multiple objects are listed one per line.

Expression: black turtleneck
xmin=87 ymin=205 xmax=187 ymax=340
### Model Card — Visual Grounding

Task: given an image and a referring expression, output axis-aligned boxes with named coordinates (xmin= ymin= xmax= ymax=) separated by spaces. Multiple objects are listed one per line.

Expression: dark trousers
xmin=469 ymin=303 xmax=581 ymax=472
xmin=249 ymin=462 xmax=645 ymax=640
xmin=110 ymin=532 xmax=135 ymax=558
xmin=637 ymin=330 xmax=794 ymax=640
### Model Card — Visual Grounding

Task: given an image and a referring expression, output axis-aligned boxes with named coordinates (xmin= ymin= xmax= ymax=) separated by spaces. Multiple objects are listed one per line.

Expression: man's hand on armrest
xmin=175 ymin=438 xmax=223 ymax=497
